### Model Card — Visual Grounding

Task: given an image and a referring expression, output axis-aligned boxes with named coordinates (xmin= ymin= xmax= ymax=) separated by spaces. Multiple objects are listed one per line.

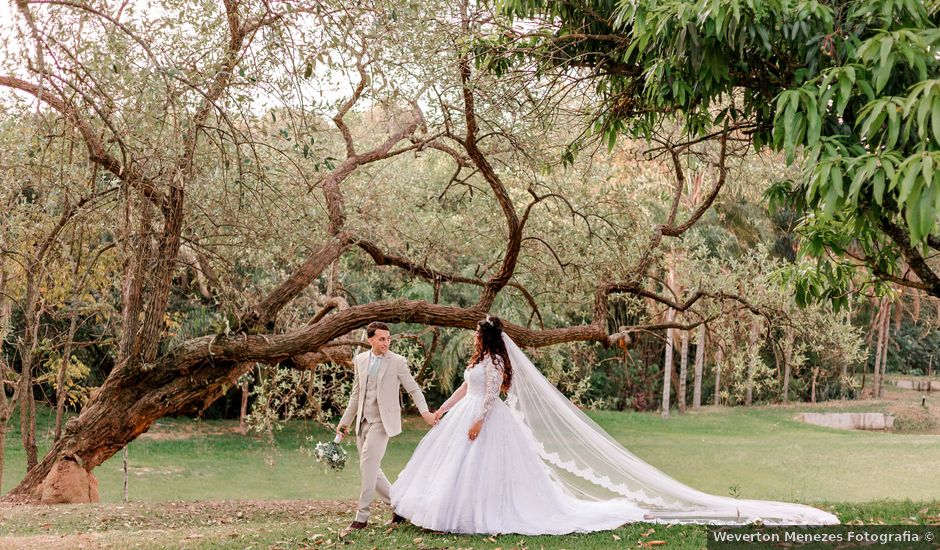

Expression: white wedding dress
xmin=390 ymin=335 xmax=838 ymax=535
xmin=391 ymin=354 xmax=647 ymax=534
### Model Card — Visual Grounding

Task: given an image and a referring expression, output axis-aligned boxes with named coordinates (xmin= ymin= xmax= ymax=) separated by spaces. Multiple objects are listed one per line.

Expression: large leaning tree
xmin=489 ymin=0 xmax=940 ymax=307
xmin=1 ymin=0 xmax=804 ymax=502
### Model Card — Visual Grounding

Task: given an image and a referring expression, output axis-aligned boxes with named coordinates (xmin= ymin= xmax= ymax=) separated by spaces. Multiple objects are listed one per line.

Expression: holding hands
xmin=421 ymin=411 xmax=438 ymax=427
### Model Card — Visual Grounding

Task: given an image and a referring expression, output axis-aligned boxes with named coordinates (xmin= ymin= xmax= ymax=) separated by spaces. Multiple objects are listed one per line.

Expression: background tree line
xmin=0 ymin=0 xmax=938 ymax=501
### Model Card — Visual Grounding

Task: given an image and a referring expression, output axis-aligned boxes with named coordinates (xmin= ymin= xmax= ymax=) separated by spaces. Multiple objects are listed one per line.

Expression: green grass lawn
xmin=1 ymin=499 xmax=938 ymax=550
xmin=3 ymin=401 xmax=940 ymax=503
xmin=2 ymin=401 xmax=940 ymax=548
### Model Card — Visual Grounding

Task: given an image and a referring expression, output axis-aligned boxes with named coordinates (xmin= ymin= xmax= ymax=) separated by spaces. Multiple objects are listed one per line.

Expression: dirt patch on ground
xmin=881 ymin=381 xmax=940 ymax=434
xmin=138 ymin=420 xmax=245 ymax=441
xmin=0 ymin=499 xmax=361 ymax=549
xmin=763 ymin=378 xmax=940 ymax=434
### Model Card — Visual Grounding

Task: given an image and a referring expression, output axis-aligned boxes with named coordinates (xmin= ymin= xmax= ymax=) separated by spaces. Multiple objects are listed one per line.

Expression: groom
xmin=337 ymin=321 xmax=436 ymax=534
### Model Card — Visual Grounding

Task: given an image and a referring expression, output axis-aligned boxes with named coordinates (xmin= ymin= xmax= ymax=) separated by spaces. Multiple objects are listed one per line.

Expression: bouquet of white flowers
xmin=314 ymin=434 xmax=348 ymax=471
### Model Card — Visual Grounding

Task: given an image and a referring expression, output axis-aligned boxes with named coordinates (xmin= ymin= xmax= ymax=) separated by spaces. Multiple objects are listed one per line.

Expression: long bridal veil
xmin=501 ymin=334 xmax=838 ymax=525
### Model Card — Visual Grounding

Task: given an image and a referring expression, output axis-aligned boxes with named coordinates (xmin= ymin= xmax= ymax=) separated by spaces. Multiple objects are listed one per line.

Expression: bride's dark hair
xmin=468 ymin=316 xmax=512 ymax=394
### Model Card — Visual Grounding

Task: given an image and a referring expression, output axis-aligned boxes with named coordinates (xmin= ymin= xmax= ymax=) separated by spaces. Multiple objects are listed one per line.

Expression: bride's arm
xmin=469 ymin=356 xmax=503 ymax=440
xmin=436 ymin=381 xmax=468 ymax=419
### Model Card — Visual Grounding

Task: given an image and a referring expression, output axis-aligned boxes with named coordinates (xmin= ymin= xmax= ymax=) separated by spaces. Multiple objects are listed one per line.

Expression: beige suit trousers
xmin=355 ymin=418 xmax=391 ymax=522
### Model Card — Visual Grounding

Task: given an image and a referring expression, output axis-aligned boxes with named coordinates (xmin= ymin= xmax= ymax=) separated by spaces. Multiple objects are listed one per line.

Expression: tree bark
xmin=872 ymin=298 xmax=887 ymax=398
xmin=0 ymin=263 xmax=15 ymax=490
xmin=5 ymin=295 xmax=627 ymax=501
xmin=661 ymin=309 xmax=675 ymax=418
xmin=18 ymin=279 xmax=41 ymax=471
xmin=714 ymin=344 xmax=723 ymax=406
xmin=0 ymin=416 xmax=6 ymax=493
xmin=55 ymin=303 xmax=80 ymax=441
xmin=811 ymin=367 xmax=818 ymax=403
xmin=878 ymin=303 xmax=891 ymax=398
xmin=745 ymin=318 xmax=759 ymax=406
xmin=782 ymin=328 xmax=793 ymax=404
xmin=239 ymin=380 xmax=249 ymax=434
xmin=678 ymin=328 xmax=689 ymax=414
xmin=122 ymin=446 xmax=129 ymax=503
xmin=56 ymin=229 xmax=84 ymax=441
xmin=692 ymin=323 xmax=704 ymax=410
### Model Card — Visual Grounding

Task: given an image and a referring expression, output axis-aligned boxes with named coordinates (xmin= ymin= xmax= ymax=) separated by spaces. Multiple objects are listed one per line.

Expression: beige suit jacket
xmin=339 ymin=350 xmax=429 ymax=437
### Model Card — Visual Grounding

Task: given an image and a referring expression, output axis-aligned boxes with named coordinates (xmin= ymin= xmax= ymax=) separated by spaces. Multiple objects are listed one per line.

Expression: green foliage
xmin=245 ymin=362 xmax=353 ymax=437
xmin=877 ymin=321 xmax=940 ymax=374
xmin=36 ymin=352 xmax=95 ymax=409
xmin=491 ymin=0 xmax=940 ymax=306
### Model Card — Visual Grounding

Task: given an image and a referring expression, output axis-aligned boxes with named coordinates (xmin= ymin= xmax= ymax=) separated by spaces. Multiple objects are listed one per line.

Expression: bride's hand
xmin=467 ymin=420 xmax=483 ymax=441
xmin=434 ymin=409 xmax=445 ymax=422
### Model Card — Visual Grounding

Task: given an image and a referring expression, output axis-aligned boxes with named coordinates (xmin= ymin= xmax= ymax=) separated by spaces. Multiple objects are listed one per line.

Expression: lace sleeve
xmin=474 ymin=355 xmax=503 ymax=423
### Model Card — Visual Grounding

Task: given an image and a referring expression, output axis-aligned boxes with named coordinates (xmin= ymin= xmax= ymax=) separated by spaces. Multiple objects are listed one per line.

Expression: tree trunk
xmin=678 ymin=328 xmax=689 ymax=414
xmin=0 ymin=266 xmax=10 ymax=487
xmin=18 ymin=281 xmax=41 ymax=471
xmin=662 ymin=312 xmax=674 ymax=418
xmin=745 ymin=318 xmax=759 ymax=406
xmin=878 ymin=304 xmax=891 ymax=398
xmin=811 ymin=367 xmax=819 ymax=403
xmin=692 ymin=324 xmax=705 ymax=410
xmin=714 ymin=345 xmax=723 ymax=406
xmin=5 ymin=295 xmax=560 ymax=501
xmin=122 ymin=446 xmax=129 ymax=502
xmin=239 ymin=380 xmax=249 ymax=434
xmin=55 ymin=301 xmax=80 ymax=441
xmin=0 ymin=419 xmax=6 ymax=492
xmin=0 ymin=372 xmax=10 ymax=492
xmin=782 ymin=328 xmax=793 ymax=404
xmin=872 ymin=298 xmax=887 ymax=398
xmin=56 ymin=227 xmax=85 ymax=440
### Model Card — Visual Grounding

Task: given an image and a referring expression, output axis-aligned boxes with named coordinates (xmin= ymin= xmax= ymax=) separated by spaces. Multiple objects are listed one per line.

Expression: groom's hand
xmin=336 ymin=424 xmax=349 ymax=439
xmin=421 ymin=411 xmax=438 ymax=426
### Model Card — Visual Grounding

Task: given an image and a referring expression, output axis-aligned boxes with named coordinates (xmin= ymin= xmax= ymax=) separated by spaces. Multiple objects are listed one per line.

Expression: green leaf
xmin=918 ymin=181 xmax=937 ymax=242
xmin=916 ymin=87 xmax=933 ymax=139
xmin=897 ymin=157 xmax=922 ymax=204
xmin=933 ymin=95 xmax=940 ymax=146
xmin=810 ymin=161 xmax=832 ymax=202
xmin=836 ymin=72 xmax=852 ymax=115
xmin=879 ymin=34 xmax=893 ymax=69
xmin=873 ymin=169 xmax=886 ymax=205
xmin=849 ymin=157 xmax=875 ymax=201
xmin=886 ymin=102 xmax=900 ymax=148
xmin=906 ymin=184 xmax=924 ymax=243
xmin=832 ymin=162 xmax=844 ymax=198
xmin=874 ymin=56 xmax=895 ymax=93
xmin=823 ymin=176 xmax=842 ymax=219
xmin=859 ymin=100 xmax=886 ymax=141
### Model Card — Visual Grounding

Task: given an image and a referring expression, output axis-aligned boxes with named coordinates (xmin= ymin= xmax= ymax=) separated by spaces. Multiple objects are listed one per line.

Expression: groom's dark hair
xmin=366 ymin=321 xmax=390 ymax=337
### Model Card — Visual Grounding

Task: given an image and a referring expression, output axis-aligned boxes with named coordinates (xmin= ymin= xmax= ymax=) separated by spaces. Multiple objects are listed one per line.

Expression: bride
xmin=390 ymin=316 xmax=838 ymax=535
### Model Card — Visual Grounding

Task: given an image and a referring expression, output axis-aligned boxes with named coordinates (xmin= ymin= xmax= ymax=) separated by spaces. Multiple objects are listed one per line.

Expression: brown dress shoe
xmin=340 ymin=520 xmax=368 ymax=536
